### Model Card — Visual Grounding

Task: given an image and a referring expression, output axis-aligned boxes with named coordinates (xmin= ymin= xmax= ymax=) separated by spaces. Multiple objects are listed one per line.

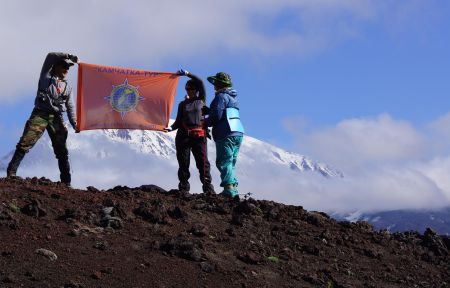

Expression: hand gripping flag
xmin=76 ymin=63 xmax=179 ymax=131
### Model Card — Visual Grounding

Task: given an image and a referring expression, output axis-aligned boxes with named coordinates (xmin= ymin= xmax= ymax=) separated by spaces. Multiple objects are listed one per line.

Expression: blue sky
xmin=1 ymin=1 xmax=450 ymax=183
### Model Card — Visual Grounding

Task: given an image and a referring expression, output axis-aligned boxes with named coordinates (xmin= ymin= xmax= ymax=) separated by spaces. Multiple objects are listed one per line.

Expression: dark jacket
xmin=204 ymin=88 xmax=243 ymax=141
xmin=34 ymin=52 xmax=77 ymax=129
xmin=171 ymin=73 xmax=206 ymax=135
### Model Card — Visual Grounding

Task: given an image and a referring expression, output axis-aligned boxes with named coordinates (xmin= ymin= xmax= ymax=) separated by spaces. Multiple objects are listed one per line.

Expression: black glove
xmin=176 ymin=69 xmax=189 ymax=76
xmin=202 ymin=106 xmax=210 ymax=116
xmin=68 ymin=54 xmax=79 ymax=64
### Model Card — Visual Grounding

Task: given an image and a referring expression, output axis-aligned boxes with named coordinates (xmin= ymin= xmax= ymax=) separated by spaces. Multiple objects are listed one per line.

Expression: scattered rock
xmin=93 ymin=241 xmax=108 ymax=251
xmin=306 ymin=212 xmax=329 ymax=227
xmin=21 ymin=199 xmax=47 ymax=217
xmin=100 ymin=214 xmax=123 ymax=229
xmin=100 ymin=204 xmax=125 ymax=229
xmin=133 ymin=200 xmax=168 ymax=224
xmin=237 ymin=252 xmax=262 ymax=265
xmin=190 ymin=223 xmax=209 ymax=237
xmin=35 ymin=248 xmax=57 ymax=261
xmin=108 ymin=185 xmax=130 ymax=192
xmin=91 ymin=271 xmax=102 ymax=279
xmin=58 ymin=208 xmax=81 ymax=222
xmin=139 ymin=184 xmax=166 ymax=194
xmin=168 ymin=206 xmax=188 ymax=219
xmin=233 ymin=200 xmax=260 ymax=215
xmin=200 ymin=261 xmax=214 ymax=273
xmin=160 ymin=238 xmax=204 ymax=262
xmin=87 ymin=186 xmax=100 ymax=193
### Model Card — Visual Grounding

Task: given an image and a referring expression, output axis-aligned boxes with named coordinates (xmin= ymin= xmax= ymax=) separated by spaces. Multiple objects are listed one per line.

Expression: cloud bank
xmin=284 ymin=112 xmax=450 ymax=213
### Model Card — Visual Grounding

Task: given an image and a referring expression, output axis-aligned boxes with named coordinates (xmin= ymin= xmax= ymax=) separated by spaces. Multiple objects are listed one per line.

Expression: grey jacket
xmin=34 ymin=52 xmax=77 ymax=129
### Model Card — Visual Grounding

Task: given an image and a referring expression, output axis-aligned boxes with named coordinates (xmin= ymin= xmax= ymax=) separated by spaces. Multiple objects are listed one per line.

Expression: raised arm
xmin=39 ymin=52 xmax=78 ymax=88
xmin=186 ymin=72 xmax=206 ymax=102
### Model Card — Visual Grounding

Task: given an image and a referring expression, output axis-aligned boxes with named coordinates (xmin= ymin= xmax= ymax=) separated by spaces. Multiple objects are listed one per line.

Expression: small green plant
xmin=267 ymin=256 xmax=279 ymax=263
xmin=8 ymin=201 xmax=20 ymax=213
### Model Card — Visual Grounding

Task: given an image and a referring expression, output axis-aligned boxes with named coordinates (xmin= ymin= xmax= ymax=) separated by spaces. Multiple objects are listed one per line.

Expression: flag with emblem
xmin=76 ymin=62 xmax=179 ymax=131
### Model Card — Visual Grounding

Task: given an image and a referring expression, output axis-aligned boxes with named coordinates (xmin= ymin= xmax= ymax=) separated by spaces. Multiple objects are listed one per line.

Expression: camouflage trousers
xmin=14 ymin=108 xmax=71 ymax=183
xmin=12 ymin=109 xmax=71 ymax=185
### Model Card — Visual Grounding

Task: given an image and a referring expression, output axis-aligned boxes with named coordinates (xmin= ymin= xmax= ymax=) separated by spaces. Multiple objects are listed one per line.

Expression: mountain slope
xmin=0 ymin=177 xmax=449 ymax=287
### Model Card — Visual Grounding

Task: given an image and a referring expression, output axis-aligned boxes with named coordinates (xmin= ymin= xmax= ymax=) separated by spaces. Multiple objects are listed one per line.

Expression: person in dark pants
xmin=7 ymin=52 xmax=79 ymax=186
xmin=165 ymin=69 xmax=215 ymax=194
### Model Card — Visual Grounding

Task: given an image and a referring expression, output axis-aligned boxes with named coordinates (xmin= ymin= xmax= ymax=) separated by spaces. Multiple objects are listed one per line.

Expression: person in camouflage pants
xmin=7 ymin=52 xmax=79 ymax=186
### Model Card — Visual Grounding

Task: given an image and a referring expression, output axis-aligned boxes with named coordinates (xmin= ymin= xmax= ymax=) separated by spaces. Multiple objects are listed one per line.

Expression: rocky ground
xmin=0 ymin=177 xmax=449 ymax=288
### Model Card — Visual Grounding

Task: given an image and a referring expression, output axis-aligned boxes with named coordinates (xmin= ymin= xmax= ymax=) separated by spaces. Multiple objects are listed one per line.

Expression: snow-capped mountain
xmin=0 ymin=128 xmax=342 ymax=202
xmin=102 ymin=129 xmax=343 ymax=177
xmin=335 ymin=209 xmax=450 ymax=235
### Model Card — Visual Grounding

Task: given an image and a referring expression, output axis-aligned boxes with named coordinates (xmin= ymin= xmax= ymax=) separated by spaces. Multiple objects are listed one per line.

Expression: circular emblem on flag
xmin=105 ymin=79 xmax=144 ymax=119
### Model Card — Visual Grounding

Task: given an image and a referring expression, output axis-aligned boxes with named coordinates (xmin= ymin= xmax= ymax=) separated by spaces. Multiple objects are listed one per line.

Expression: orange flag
xmin=76 ymin=62 xmax=179 ymax=131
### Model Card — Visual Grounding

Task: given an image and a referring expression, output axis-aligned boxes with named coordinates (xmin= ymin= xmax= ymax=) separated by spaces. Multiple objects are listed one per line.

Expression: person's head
xmin=207 ymin=72 xmax=232 ymax=91
xmin=185 ymin=79 xmax=200 ymax=99
xmin=53 ymin=59 xmax=74 ymax=79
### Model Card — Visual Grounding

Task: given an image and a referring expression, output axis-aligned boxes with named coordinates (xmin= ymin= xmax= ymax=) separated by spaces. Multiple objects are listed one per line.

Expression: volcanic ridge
xmin=0 ymin=177 xmax=449 ymax=288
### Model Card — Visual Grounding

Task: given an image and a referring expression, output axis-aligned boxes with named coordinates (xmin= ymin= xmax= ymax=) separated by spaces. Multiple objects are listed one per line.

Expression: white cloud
xmin=427 ymin=112 xmax=450 ymax=155
xmin=283 ymin=113 xmax=450 ymax=213
xmin=415 ymin=156 xmax=450 ymax=197
xmin=287 ymin=114 xmax=425 ymax=172
xmin=0 ymin=0 xmax=423 ymax=102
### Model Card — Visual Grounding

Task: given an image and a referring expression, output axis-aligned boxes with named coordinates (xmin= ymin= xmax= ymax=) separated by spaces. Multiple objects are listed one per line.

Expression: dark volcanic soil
xmin=0 ymin=177 xmax=449 ymax=288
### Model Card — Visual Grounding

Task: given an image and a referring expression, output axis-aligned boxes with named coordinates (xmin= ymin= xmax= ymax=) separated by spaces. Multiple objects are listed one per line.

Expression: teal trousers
xmin=215 ymin=136 xmax=243 ymax=189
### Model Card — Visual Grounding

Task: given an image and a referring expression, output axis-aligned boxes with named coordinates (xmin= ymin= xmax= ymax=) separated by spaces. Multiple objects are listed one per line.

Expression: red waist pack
xmin=188 ymin=127 xmax=206 ymax=138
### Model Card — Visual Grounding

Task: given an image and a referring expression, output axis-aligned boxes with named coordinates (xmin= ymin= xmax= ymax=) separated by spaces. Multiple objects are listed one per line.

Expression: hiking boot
xmin=6 ymin=149 xmax=25 ymax=177
xmin=58 ymin=158 xmax=71 ymax=185
xmin=6 ymin=170 xmax=16 ymax=177
xmin=59 ymin=182 xmax=72 ymax=189
xmin=220 ymin=184 xmax=238 ymax=198
xmin=178 ymin=181 xmax=190 ymax=193
xmin=202 ymin=183 xmax=215 ymax=195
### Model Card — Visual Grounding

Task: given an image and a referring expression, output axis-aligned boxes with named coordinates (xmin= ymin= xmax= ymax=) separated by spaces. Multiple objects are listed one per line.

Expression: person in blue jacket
xmin=204 ymin=72 xmax=244 ymax=198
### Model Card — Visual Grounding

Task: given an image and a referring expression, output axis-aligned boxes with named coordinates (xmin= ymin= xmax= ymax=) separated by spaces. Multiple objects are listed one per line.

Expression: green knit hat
xmin=207 ymin=72 xmax=232 ymax=87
